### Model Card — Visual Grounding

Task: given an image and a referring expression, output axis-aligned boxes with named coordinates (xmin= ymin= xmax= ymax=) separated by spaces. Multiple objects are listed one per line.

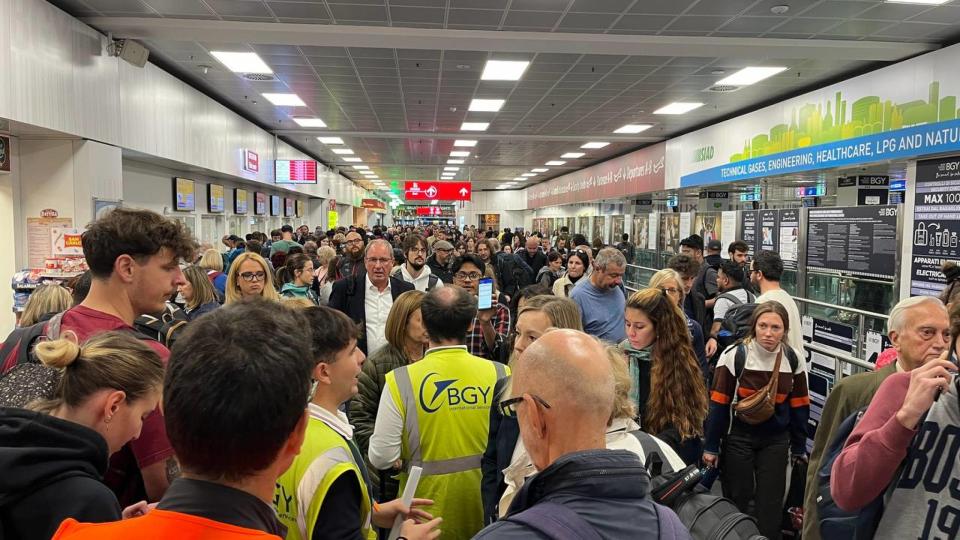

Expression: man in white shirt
xmin=751 ymin=250 xmax=804 ymax=357
xmin=328 ymin=239 xmax=415 ymax=356
xmin=392 ymin=233 xmax=442 ymax=292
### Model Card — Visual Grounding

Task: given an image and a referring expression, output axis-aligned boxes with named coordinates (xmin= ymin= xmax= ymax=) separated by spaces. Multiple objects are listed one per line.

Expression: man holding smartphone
xmin=451 ymin=255 xmax=510 ymax=361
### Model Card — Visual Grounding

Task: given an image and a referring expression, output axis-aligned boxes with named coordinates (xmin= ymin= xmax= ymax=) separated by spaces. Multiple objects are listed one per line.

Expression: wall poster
xmin=740 ymin=211 xmax=758 ymax=256
xmin=910 ymin=156 xmax=960 ymax=296
xmin=778 ymin=209 xmax=800 ymax=270
xmin=694 ymin=212 xmax=721 ymax=245
xmin=27 ymin=216 xmax=73 ymax=269
xmin=679 ymin=212 xmax=692 ymax=243
xmin=660 ymin=213 xmax=680 ymax=253
xmin=806 ymin=205 xmax=898 ymax=280
xmin=633 ymin=214 xmax=650 ymax=250
xmin=647 ymin=213 xmax=658 ymax=251
xmin=758 ymin=209 xmax=780 ymax=253
xmin=720 ymin=211 xmax=737 ymax=257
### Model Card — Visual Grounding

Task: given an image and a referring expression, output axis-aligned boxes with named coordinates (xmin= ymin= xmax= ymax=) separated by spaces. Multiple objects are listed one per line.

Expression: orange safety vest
xmin=52 ymin=510 xmax=281 ymax=540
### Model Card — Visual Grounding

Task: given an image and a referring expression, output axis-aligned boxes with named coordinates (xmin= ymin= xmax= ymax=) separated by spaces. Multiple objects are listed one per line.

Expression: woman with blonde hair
xmin=198 ymin=248 xmax=227 ymax=296
xmin=178 ymin=265 xmax=220 ymax=321
xmin=0 ymin=332 xmax=164 ymax=540
xmin=649 ymin=268 xmax=707 ymax=379
xmin=350 ymin=290 xmax=428 ymax=500
xmin=316 ymin=245 xmax=338 ymax=304
xmin=224 ymin=252 xmax=280 ymax=304
xmin=621 ymin=287 xmax=708 ymax=464
xmin=481 ymin=295 xmax=582 ymax=522
xmin=18 ymin=283 xmax=73 ymax=327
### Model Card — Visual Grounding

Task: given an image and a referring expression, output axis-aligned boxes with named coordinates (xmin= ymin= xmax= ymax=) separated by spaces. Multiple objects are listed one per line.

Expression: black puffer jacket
xmin=0 ymin=407 xmax=121 ymax=540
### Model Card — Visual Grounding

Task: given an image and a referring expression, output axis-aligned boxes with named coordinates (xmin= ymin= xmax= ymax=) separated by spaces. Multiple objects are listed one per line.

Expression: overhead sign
xmin=699 ymin=191 xmax=729 ymax=199
xmin=890 ymin=179 xmax=907 ymax=191
xmin=243 ymin=150 xmax=259 ymax=173
xmin=0 ymin=135 xmax=9 ymax=172
xmin=527 ymin=142 xmax=665 ymax=209
xmin=416 ymin=206 xmax=455 ymax=217
xmin=837 ymin=177 xmax=857 ymax=188
xmin=910 ymin=156 xmax=960 ymax=296
xmin=275 ymin=159 xmax=317 ymax=184
xmin=666 ymin=195 xmax=679 ymax=207
xmin=361 ymin=198 xmax=386 ymax=210
xmin=857 ymin=175 xmax=889 ymax=186
xmin=404 ymin=181 xmax=472 ymax=201
xmin=806 ymin=205 xmax=898 ymax=280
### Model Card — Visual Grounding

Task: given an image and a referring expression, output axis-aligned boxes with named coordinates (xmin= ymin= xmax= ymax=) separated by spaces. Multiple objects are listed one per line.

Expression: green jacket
xmin=801 ymin=361 xmax=897 ymax=540
xmin=349 ymin=343 xmax=408 ymax=498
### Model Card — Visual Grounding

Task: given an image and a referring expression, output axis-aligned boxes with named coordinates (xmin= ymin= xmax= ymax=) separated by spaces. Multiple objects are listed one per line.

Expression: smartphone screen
xmin=477 ymin=278 xmax=493 ymax=310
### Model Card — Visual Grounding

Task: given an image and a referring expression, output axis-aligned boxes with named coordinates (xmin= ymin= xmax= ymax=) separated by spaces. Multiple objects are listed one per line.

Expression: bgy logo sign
xmin=419 ymin=372 xmax=491 ymax=413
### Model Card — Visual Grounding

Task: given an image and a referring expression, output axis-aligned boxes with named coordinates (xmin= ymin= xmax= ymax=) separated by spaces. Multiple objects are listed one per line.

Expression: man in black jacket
xmin=328 ymin=240 xmax=414 ymax=356
xmin=425 ymin=240 xmax=455 ymax=283
xmin=473 ymin=330 xmax=686 ymax=539
xmin=514 ymin=236 xmax=546 ymax=282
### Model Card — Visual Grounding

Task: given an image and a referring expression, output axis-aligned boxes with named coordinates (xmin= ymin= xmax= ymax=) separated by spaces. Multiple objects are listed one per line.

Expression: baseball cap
xmin=433 ymin=240 xmax=454 ymax=251
xmin=707 ymin=240 xmax=722 ymax=251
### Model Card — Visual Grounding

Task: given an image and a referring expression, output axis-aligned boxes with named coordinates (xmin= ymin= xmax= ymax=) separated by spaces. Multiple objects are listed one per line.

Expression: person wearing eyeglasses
xmin=426 ymin=240 xmax=456 ymax=284
xmin=391 ymin=235 xmax=442 ymax=292
xmin=224 ymin=252 xmax=281 ymax=304
xmin=328 ymin=240 xmax=414 ymax=356
xmin=450 ymin=255 xmax=511 ymax=361
xmin=332 ymin=231 xmax=367 ymax=282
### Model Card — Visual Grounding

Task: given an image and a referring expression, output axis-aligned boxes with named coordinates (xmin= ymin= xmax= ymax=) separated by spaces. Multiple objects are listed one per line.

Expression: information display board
xmin=270 ymin=195 xmax=281 ymax=216
xmin=740 ymin=210 xmax=758 ymax=256
xmin=234 ymin=189 xmax=248 ymax=214
xmin=254 ymin=192 xmax=267 ymax=216
xmin=778 ymin=209 xmax=800 ymax=270
xmin=173 ymin=177 xmax=195 ymax=212
xmin=910 ymin=156 xmax=960 ymax=296
xmin=284 ymin=198 xmax=294 ymax=217
xmin=208 ymin=183 xmax=224 ymax=213
xmin=295 ymin=200 xmax=304 ymax=218
xmin=275 ymin=160 xmax=318 ymax=184
xmin=806 ymin=205 xmax=898 ymax=280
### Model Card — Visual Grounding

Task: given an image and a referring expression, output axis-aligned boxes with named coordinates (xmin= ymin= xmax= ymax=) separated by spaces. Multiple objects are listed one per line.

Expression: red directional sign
xmin=404 ymin=181 xmax=471 ymax=201
xmin=415 ymin=206 xmax=455 ymax=217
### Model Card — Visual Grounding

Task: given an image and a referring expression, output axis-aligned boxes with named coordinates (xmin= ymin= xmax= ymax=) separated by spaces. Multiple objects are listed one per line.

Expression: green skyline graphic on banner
xmin=730 ymin=81 xmax=959 ymax=163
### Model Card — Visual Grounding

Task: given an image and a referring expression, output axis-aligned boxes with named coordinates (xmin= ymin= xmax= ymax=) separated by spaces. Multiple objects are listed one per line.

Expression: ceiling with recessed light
xmin=53 ymin=0 xmax=960 ymax=197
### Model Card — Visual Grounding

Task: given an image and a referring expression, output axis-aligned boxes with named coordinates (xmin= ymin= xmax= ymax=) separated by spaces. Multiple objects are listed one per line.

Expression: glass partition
xmin=804 ymin=272 xmax=893 ymax=352
xmin=781 ymin=269 xmax=798 ymax=296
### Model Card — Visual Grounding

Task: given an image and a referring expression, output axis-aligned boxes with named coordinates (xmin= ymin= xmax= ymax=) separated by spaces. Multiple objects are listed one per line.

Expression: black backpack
xmin=133 ymin=303 xmax=190 ymax=350
xmin=719 ymin=290 xmax=757 ymax=341
xmin=649 ymin=465 xmax=766 ymax=540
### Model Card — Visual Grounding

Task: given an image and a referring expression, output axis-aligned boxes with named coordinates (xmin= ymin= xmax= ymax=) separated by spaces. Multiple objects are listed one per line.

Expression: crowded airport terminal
xmin=2 ymin=0 xmax=960 ymax=539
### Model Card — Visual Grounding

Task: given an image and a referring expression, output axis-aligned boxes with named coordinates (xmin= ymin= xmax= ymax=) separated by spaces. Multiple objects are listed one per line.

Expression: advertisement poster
xmin=50 ymin=227 xmax=84 ymax=257
xmin=740 ymin=211 xmax=758 ymax=256
xmin=327 ymin=211 xmax=338 ymax=229
xmin=720 ymin=211 xmax=737 ymax=257
xmin=27 ymin=217 xmax=73 ymax=268
xmin=93 ymin=199 xmax=121 ymax=220
xmin=758 ymin=210 xmax=779 ymax=253
xmin=660 ymin=213 xmax=681 ymax=253
xmin=694 ymin=212 xmax=721 ymax=244
xmin=778 ymin=209 xmax=800 ymax=269
xmin=865 ymin=330 xmax=893 ymax=365
xmin=910 ymin=156 xmax=960 ymax=296
xmin=806 ymin=205 xmax=898 ymax=280
xmin=633 ymin=214 xmax=650 ymax=249
xmin=648 ymin=213 xmax=658 ymax=251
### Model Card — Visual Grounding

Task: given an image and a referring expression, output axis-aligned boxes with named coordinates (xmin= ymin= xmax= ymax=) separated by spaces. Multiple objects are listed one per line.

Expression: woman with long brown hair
xmin=620 ymin=287 xmax=708 ymax=465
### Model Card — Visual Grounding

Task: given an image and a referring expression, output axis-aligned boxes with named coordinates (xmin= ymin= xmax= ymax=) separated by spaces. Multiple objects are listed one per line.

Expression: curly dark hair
xmin=82 ymin=208 xmax=194 ymax=278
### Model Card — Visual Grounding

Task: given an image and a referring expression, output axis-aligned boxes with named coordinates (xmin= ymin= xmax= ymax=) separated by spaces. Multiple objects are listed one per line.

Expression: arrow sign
xmin=404 ymin=181 xmax=472 ymax=201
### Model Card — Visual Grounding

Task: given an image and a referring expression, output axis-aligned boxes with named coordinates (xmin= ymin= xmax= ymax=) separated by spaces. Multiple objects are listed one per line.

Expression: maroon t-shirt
xmin=59 ymin=305 xmax=175 ymax=504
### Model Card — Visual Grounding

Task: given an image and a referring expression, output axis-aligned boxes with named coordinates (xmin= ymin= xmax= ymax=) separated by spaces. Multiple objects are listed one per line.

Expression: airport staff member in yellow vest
xmin=274 ymin=306 xmax=441 ymax=540
xmin=369 ymin=285 xmax=509 ymax=540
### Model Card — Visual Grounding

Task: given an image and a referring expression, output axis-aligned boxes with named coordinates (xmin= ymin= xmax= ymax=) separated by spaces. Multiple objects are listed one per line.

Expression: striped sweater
xmin=704 ymin=341 xmax=810 ymax=455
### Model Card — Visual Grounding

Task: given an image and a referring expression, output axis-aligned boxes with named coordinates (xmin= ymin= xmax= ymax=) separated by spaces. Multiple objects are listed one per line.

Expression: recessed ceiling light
xmin=331 ymin=148 xmax=354 ymax=155
xmin=885 ymin=0 xmax=950 ymax=3
xmin=481 ymin=60 xmax=530 ymax=81
xmin=581 ymin=142 xmax=610 ymax=149
xmin=447 ymin=159 xmax=465 ymax=165
xmin=262 ymin=93 xmax=305 ymax=107
xmin=513 ymin=177 xmax=525 ymax=181
xmin=561 ymin=152 xmax=585 ymax=159
xmin=461 ymin=122 xmax=489 ymax=131
xmin=444 ymin=166 xmax=460 ymax=171
xmin=353 ymin=165 xmax=369 ymax=170
xmin=716 ymin=67 xmax=788 ymax=86
xmin=531 ymin=168 xmax=549 ymax=173
xmin=343 ymin=157 xmax=362 ymax=162
xmin=469 ymin=99 xmax=506 ymax=112
xmin=450 ymin=151 xmax=471 ymax=157
xmin=292 ymin=117 xmax=326 ymax=127
xmin=210 ymin=51 xmax=272 ymax=74
xmin=318 ymin=137 xmax=344 ymax=144
xmin=655 ymin=102 xmax=704 ymax=115
xmin=613 ymin=124 xmax=652 ymax=134
xmin=545 ymin=160 xmax=566 ymax=166
xmin=522 ymin=173 xmax=536 ymax=177
xmin=454 ymin=140 xmax=478 ymax=147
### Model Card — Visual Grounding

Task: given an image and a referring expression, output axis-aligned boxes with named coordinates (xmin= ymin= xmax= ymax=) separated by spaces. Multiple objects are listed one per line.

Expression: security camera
xmin=107 ymin=38 xmax=149 ymax=68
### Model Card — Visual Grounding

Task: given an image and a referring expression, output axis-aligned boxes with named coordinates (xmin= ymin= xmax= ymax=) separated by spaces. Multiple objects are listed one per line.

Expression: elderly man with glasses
xmin=451 ymin=254 xmax=511 ymax=362
xmin=329 ymin=239 xmax=415 ymax=356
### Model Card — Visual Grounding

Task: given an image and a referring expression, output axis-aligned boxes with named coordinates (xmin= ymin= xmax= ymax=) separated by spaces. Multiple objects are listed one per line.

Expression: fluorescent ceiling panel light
xmin=513 ymin=177 xmax=525 ymax=181
xmin=581 ymin=142 xmax=609 ymax=149
xmin=444 ymin=166 xmax=460 ymax=171
xmin=331 ymin=148 xmax=354 ymax=155
xmin=481 ymin=60 xmax=530 ymax=81
xmin=262 ymin=93 xmax=305 ymax=107
xmin=450 ymin=151 xmax=471 ymax=157
xmin=343 ymin=157 xmax=362 ymax=163
xmin=561 ymin=152 xmax=585 ymax=159
xmin=613 ymin=124 xmax=652 ymax=134
xmin=715 ymin=66 xmax=788 ymax=86
xmin=545 ymin=160 xmax=566 ymax=166
xmin=291 ymin=117 xmax=326 ymax=127
xmin=655 ymin=102 xmax=704 ymax=115
xmin=469 ymin=99 xmax=506 ymax=112
xmin=453 ymin=140 xmax=478 ymax=147
xmin=210 ymin=51 xmax=272 ymax=74
xmin=885 ymin=0 xmax=949 ymax=4
xmin=531 ymin=168 xmax=549 ymax=173
xmin=318 ymin=137 xmax=344 ymax=144
xmin=353 ymin=165 xmax=369 ymax=170
xmin=447 ymin=159 xmax=465 ymax=165
xmin=522 ymin=173 xmax=537 ymax=177
xmin=461 ymin=122 xmax=489 ymax=131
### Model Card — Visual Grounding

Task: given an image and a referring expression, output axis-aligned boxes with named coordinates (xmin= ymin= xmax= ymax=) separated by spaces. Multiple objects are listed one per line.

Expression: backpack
xmin=649 ymin=466 xmax=765 ymax=540
xmin=814 ymin=406 xmax=925 ymax=540
xmin=133 ymin=303 xmax=190 ymax=350
xmin=718 ymin=290 xmax=757 ymax=341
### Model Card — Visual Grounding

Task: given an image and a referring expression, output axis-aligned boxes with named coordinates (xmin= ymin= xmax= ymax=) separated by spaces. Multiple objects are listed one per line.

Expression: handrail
xmin=791 ymin=296 xmax=889 ymax=320
xmin=804 ymin=342 xmax=875 ymax=371
xmin=626 ymin=263 xmax=659 ymax=273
